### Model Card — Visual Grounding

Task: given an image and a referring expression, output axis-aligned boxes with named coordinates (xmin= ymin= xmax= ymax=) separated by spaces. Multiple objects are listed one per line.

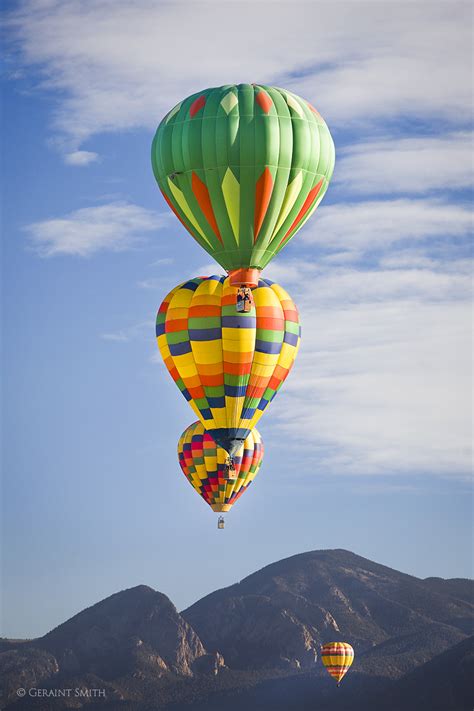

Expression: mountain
xmin=1 ymin=549 xmax=473 ymax=710
xmin=423 ymin=577 xmax=474 ymax=605
xmin=183 ymin=549 xmax=472 ymax=675
xmin=379 ymin=635 xmax=474 ymax=711
xmin=39 ymin=585 xmax=208 ymax=678
xmin=0 ymin=586 xmax=224 ymax=709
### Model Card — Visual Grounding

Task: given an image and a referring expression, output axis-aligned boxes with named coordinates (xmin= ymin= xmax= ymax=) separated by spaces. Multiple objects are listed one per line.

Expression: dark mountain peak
xmin=41 ymin=584 xmax=173 ymax=641
xmin=37 ymin=584 xmax=207 ymax=680
xmin=233 ymin=548 xmax=418 ymax=590
xmin=423 ymin=577 xmax=474 ymax=605
xmin=184 ymin=548 xmax=411 ymax=613
xmin=183 ymin=548 xmax=473 ymax=673
xmin=2 ymin=551 xmax=473 ymax=710
xmin=117 ymin=583 xmax=157 ymax=595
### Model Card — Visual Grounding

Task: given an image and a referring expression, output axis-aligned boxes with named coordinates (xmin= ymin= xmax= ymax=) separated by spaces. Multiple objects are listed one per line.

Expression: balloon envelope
xmin=321 ymin=642 xmax=354 ymax=685
xmin=152 ymin=84 xmax=334 ymax=279
xmin=178 ymin=421 xmax=263 ymax=512
xmin=156 ymin=275 xmax=300 ymax=456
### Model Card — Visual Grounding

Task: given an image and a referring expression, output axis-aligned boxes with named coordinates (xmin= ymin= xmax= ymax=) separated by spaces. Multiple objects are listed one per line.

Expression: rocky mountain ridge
xmin=184 ymin=549 xmax=473 ymax=674
xmin=1 ymin=549 xmax=472 ymax=710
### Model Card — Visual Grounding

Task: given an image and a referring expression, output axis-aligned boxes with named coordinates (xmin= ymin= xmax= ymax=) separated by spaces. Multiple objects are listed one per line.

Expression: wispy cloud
xmin=26 ymin=202 xmax=165 ymax=257
xmin=291 ymin=47 xmax=471 ymax=127
xmin=301 ymin=198 xmax=472 ymax=252
xmin=137 ymin=278 xmax=172 ymax=290
xmin=149 ymin=257 xmax=174 ymax=267
xmin=6 ymin=1 xmax=471 ymax=154
xmin=100 ymin=319 xmax=154 ymax=344
xmin=101 ymin=330 xmax=129 ymax=342
xmin=9 ymin=0 xmax=471 ymax=483
xmin=63 ymin=150 xmax=99 ymax=166
xmin=265 ymin=257 xmax=472 ymax=479
xmin=378 ymin=251 xmax=472 ymax=272
xmin=335 ymin=133 xmax=473 ymax=195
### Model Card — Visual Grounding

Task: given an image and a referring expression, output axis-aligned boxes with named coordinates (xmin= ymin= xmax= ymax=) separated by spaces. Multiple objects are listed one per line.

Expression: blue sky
xmin=2 ymin=1 xmax=472 ymax=639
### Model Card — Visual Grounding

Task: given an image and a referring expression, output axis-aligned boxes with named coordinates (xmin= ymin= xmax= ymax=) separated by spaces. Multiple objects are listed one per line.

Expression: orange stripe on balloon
xmin=224 ymin=361 xmax=252 ymax=375
xmin=191 ymin=172 xmax=223 ymax=243
xmin=256 ymin=317 xmax=284 ymax=330
xmin=223 ymin=351 xmax=253 ymax=364
xmin=273 ymin=364 xmax=290 ymax=381
xmin=222 ymin=293 xmax=238 ymax=306
xmin=188 ymin=386 xmax=206 ymax=399
xmin=255 ymin=306 xmax=282 ymax=318
xmin=254 ymin=167 xmax=274 ymax=241
xmin=197 ymin=363 xmax=224 ymax=375
xmin=307 ymin=101 xmax=322 ymax=119
xmin=189 ymin=94 xmax=206 ymax=117
xmin=256 ymin=90 xmax=273 ymax=114
xmin=184 ymin=375 xmax=203 ymax=388
xmin=165 ymin=318 xmax=189 ymax=332
xmin=200 ymin=374 xmax=224 ymax=387
xmin=279 ymin=179 xmax=323 ymax=247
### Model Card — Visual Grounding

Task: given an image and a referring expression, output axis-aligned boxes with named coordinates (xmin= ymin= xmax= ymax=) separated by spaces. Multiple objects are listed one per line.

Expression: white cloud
xmin=294 ymin=266 xmax=469 ymax=304
xmin=302 ymin=198 xmax=472 ymax=251
xmin=267 ymin=262 xmax=472 ymax=478
xmin=378 ymin=251 xmax=472 ymax=272
xmin=147 ymin=248 xmax=472 ymax=478
xmin=63 ymin=150 xmax=99 ymax=166
xmin=149 ymin=351 xmax=161 ymax=365
xmin=149 ymin=257 xmax=174 ymax=267
xmin=6 ymin=1 xmax=471 ymax=152
xmin=101 ymin=330 xmax=129 ymax=342
xmin=101 ymin=319 xmax=154 ymax=343
xmin=137 ymin=277 xmax=174 ymax=290
xmin=335 ymin=133 xmax=474 ymax=195
xmin=26 ymin=202 xmax=165 ymax=257
xmin=292 ymin=47 xmax=471 ymax=128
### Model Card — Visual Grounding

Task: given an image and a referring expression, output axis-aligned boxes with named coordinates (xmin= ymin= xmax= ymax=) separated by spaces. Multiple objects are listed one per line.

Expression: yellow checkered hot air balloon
xmin=321 ymin=642 xmax=354 ymax=686
xmin=177 ymin=421 xmax=263 ymax=515
xmin=156 ymin=275 xmax=300 ymax=457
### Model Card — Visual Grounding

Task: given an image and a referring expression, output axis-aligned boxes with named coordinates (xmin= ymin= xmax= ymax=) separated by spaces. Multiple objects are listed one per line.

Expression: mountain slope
xmin=0 ymin=586 xmax=223 ymax=709
xmin=423 ymin=577 xmax=474 ymax=606
xmin=40 ymin=584 xmax=206 ymax=678
xmin=183 ymin=549 xmax=472 ymax=674
xmin=380 ymin=635 xmax=474 ymax=710
xmin=1 ymin=550 xmax=472 ymax=710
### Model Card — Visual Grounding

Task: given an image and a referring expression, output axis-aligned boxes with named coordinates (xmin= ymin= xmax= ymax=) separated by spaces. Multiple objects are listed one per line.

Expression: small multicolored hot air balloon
xmin=321 ymin=642 xmax=354 ymax=686
xmin=177 ymin=421 xmax=263 ymax=514
xmin=156 ymin=275 xmax=300 ymax=457
xmin=152 ymin=84 xmax=335 ymax=286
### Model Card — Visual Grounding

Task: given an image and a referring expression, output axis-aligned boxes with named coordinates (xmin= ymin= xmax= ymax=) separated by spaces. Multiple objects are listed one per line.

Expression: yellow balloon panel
xmin=156 ymin=275 xmax=300 ymax=455
xmin=321 ymin=642 xmax=354 ymax=685
xmin=177 ymin=421 xmax=264 ymax=512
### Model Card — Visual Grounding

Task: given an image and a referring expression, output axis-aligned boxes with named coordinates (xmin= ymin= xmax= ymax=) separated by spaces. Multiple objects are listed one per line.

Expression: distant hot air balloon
xmin=152 ymin=84 xmax=335 ymax=287
xmin=321 ymin=642 xmax=354 ymax=686
xmin=177 ymin=421 xmax=263 ymax=517
xmin=156 ymin=275 xmax=300 ymax=457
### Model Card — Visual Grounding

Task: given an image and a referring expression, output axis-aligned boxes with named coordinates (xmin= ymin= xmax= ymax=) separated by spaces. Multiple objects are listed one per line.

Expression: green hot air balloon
xmin=151 ymin=84 xmax=335 ymax=287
